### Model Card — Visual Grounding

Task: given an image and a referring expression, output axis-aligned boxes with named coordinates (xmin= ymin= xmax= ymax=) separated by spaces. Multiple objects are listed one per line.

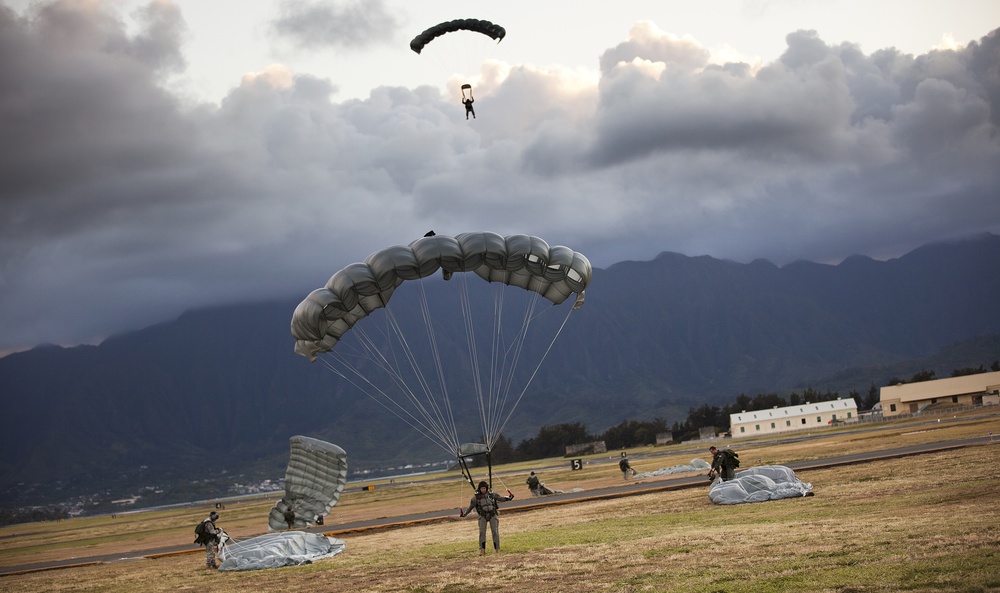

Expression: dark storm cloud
xmin=270 ymin=0 xmax=399 ymax=50
xmin=1 ymin=1 xmax=998 ymax=354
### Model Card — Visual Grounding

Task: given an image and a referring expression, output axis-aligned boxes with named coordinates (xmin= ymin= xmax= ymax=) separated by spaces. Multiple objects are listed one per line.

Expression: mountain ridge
xmin=2 ymin=233 xmax=998 ymax=508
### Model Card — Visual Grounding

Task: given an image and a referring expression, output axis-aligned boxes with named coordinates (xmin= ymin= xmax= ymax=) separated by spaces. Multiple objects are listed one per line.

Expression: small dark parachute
xmin=410 ymin=19 xmax=506 ymax=54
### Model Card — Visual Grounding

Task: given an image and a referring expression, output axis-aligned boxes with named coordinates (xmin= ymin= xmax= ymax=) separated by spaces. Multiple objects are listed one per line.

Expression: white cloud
xmin=0 ymin=1 xmax=998 ymax=354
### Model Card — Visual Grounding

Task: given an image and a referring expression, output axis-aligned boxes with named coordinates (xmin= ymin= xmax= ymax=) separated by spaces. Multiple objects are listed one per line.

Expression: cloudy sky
xmin=1 ymin=0 xmax=998 ymax=356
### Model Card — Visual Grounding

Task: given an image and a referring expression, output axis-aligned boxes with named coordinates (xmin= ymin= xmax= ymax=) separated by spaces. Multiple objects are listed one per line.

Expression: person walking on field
xmin=460 ymin=481 xmax=513 ymax=555
xmin=619 ymin=455 xmax=637 ymax=479
xmin=709 ymin=445 xmax=740 ymax=481
xmin=195 ymin=511 xmax=221 ymax=569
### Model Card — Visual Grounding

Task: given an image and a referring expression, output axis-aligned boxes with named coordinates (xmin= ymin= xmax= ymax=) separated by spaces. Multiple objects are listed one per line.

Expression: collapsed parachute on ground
xmin=410 ymin=18 xmax=506 ymax=54
xmin=218 ymin=531 xmax=345 ymax=571
xmin=291 ymin=232 xmax=591 ymax=491
xmin=635 ymin=458 xmax=711 ymax=479
xmin=708 ymin=465 xmax=813 ymax=505
xmin=267 ymin=436 xmax=347 ymax=531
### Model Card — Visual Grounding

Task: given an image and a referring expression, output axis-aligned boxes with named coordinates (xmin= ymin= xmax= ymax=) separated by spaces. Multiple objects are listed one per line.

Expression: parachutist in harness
xmin=194 ymin=511 xmax=221 ymax=569
xmin=461 ymin=84 xmax=476 ymax=119
xmin=461 ymin=481 xmax=513 ymax=554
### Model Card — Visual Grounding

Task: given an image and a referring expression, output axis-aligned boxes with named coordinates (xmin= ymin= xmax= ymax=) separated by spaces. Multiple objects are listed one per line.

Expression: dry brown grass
xmin=2 ymin=411 xmax=999 ymax=592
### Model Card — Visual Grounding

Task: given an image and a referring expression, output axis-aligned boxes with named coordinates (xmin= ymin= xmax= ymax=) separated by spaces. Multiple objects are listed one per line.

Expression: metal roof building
xmin=730 ymin=398 xmax=858 ymax=438
xmin=879 ymin=371 xmax=1000 ymax=417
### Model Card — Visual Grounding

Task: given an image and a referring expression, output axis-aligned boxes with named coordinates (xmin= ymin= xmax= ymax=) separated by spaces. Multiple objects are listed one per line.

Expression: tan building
xmin=879 ymin=371 xmax=1000 ymax=417
xmin=730 ymin=398 xmax=858 ymax=438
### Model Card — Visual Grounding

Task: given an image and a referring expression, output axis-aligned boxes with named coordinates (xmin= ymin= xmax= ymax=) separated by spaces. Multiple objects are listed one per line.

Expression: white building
xmin=879 ymin=371 xmax=1000 ymax=417
xmin=730 ymin=398 xmax=858 ymax=438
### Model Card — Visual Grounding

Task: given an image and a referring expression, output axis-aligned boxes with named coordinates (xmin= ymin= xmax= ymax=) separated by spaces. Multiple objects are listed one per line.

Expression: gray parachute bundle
xmin=218 ymin=531 xmax=345 ymax=571
xmin=634 ymin=458 xmax=711 ymax=479
xmin=268 ymin=436 xmax=347 ymax=531
xmin=708 ymin=465 xmax=813 ymax=505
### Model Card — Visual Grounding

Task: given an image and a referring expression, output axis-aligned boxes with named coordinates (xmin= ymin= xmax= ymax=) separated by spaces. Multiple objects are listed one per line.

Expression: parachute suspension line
xmin=483 ymin=283 xmax=508 ymax=447
xmin=456 ymin=449 xmax=492 ymax=492
xmin=318 ymin=354 xmax=456 ymax=458
xmin=492 ymin=299 xmax=579 ymax=442
xmin=412 ymin=281 xmax=463 ymax=452
xmin=483 ymin=284 xmax=541 ymax=447
xmin=317 ymin=306 xmax=461 ymax=456
xmin=455 ymin=274 xmax=491 ymax=448
xmin=352 ymin=318 xmax=456 ymax=451
xmin=379 ymin=303 xmax=462 ymax=453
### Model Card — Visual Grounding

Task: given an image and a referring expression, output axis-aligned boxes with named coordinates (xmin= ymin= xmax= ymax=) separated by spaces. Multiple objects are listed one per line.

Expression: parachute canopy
xmin=290 ymin=232 xmax=592 ymax=462
xmin=410 ymin=19 xmax=506 ymax=54
xmin=708 ymin=465 xmax=813 ymax=505
xmin=218 ymin=531 xmax=345 ymax=571
xmin=292 ymin=232 xmax=591 ymax=362
xmin=268 ymin=436 xmax=347 ymax=531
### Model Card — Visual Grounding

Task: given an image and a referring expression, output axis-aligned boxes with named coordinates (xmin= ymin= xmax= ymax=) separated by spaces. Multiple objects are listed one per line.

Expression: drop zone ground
xmin=2 ymin=410 xmax=998 ymax=592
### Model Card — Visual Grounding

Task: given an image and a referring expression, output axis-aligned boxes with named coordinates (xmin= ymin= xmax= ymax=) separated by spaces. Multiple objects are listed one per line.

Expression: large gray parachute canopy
xmin=291 ymin=232 xmax=592 ymax=361
xmin=708 ymin=465 xmax=813 ymax=505
xmin=267 ymin=436 xmax=347 ymax=531
xmin=410 ymin=18 xmax=506 ymax=54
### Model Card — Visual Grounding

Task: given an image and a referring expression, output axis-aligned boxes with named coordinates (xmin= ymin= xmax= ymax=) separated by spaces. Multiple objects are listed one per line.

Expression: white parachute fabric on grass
xmin=218 ymin=531 xmax=345 ymax=571
xmin=268 ymin=436 xmax=348 ymax=531
xmin=635 ymin=458 xmax=711 ymax=479
xmin=708 ymin=465 xmax=813 ymax=505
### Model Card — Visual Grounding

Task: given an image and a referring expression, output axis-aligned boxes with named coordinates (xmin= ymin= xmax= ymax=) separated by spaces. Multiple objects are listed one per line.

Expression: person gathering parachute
xmin=267 ymin=436 xmax=348 ymax=531
xmin=409 ymin=18 xmax=505 ymax=120
xmin=525 ymin=471 xmax=555 ymax=496
xmin=291 ymin=232 xmax=591 ymax=494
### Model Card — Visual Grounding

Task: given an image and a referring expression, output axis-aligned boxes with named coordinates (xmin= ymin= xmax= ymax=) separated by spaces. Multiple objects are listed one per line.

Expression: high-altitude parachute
xmin=409 ymin=19 xmax=506 ymax=54
xmin=291 ymin=232 xmax=591 ymax=490
xmin=708 ymin=466 xmax=814 ymax=505
xmin=218 ymin=530 xmax=345 ymax=572
xmin=267 ymin=436 xmax=347 ymax=531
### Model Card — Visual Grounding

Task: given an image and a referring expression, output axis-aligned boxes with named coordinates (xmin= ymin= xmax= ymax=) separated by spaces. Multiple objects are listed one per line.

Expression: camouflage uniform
xmin=710 ymin=447 xmax=738 ymax=481
xmin=526 ymin=473 xmax=540 ymax=496
xmin=462 ymin=484 xmax=512 ymax=552
xmin=619 ymin=457 xmax=635 ymax=479
xmin=201 ymin=514 xmax=220 ymax=568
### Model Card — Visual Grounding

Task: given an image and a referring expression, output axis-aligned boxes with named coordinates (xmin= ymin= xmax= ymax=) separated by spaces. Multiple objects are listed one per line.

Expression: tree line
xmin=0 ymin=505 xmax=69 ymax=527
xmin=485 ymin=361 xmax=1000 ymax=463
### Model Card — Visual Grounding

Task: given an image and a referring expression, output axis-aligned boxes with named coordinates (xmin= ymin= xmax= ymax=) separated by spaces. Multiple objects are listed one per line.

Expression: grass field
xmin=2 ymin=411 xmax=998 ymax=592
